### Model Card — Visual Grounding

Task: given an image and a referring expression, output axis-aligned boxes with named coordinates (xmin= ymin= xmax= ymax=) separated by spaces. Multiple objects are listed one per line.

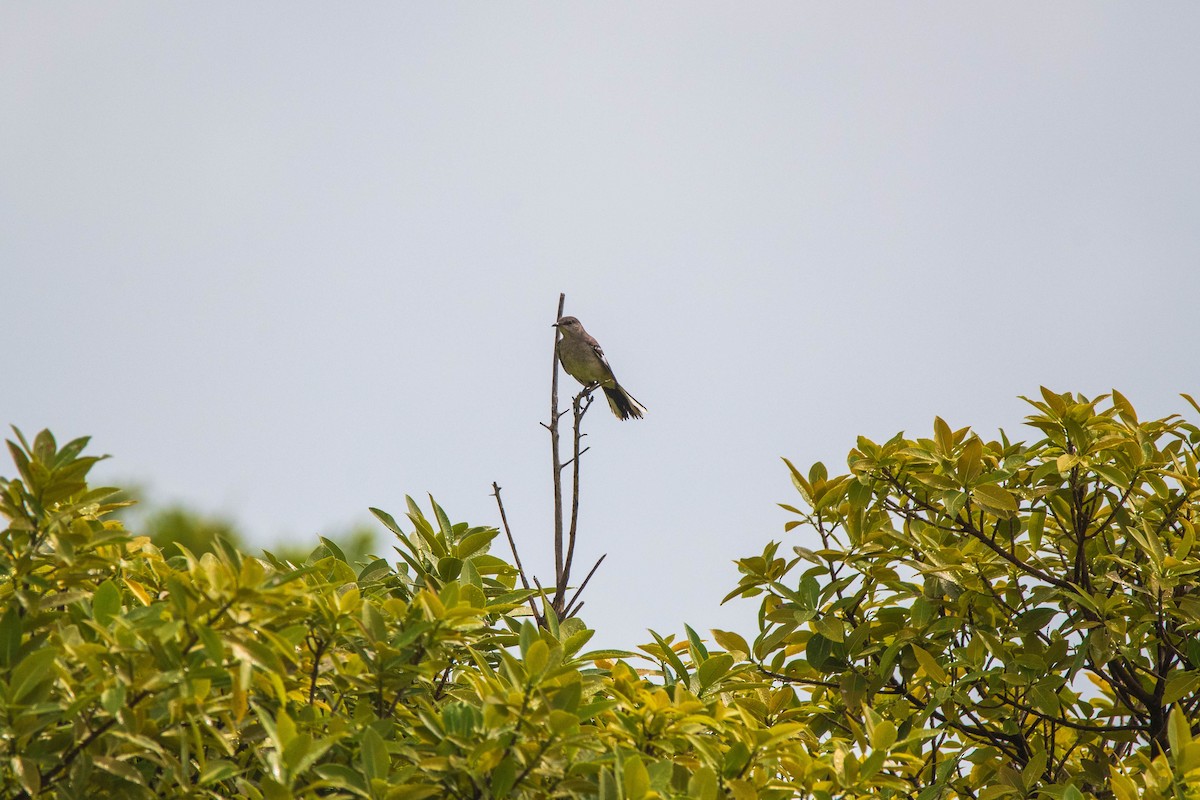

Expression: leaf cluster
xmin=1 ymin=427 xmax=829 ymax=799
xmin=728 ymin=389 xmax=1200 ymax=798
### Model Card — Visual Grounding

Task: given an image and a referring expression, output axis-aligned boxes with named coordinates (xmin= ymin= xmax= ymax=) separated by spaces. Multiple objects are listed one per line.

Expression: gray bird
xmin=553 ymin=316 xmax=646 ymax=420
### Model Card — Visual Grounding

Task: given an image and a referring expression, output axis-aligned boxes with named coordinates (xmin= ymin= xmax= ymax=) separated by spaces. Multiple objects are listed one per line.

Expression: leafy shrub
xmin=5 ymin=388 xmax=1198 ymax=799
xmin=0 ymin=429 xmax=812 ymax=799
xmin=729 ymin=389 xmax=1200 ymax=797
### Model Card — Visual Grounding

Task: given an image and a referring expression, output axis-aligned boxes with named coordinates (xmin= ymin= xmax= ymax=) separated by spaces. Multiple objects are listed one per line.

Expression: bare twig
xmin=550 ymin=293 xmax=566 ymax=589
xmin=559 ymin=386 xmax=596 ymax=606
xmin=533 ymin=294 xmax=608 ymax=621
xmin=492 ymin=482 xmax=544 ymax=625
xmin=561 ymin=447 xmax=591 ymax=470
xmin=492 ymin=483 xmax=531 ymax=591
xmin=563 ymin=553 xmax=607 ymax=619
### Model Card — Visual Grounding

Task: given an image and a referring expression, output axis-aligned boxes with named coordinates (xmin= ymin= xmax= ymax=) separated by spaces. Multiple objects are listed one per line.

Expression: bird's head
xmin=553 ymin=316 xmax=583 ymax=331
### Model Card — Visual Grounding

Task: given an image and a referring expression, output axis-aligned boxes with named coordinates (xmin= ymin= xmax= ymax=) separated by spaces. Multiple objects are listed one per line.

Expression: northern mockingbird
xmin=553 ymin=316 xmax=646 ymax=420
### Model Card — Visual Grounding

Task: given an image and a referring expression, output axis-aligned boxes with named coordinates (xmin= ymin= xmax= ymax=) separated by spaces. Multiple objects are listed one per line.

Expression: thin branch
xmin=559 ymin=386 xmax=595 ymax=609
xmin=561 ymin=446 xmax=591 ymax=470
xmin=980 ymin=694 xmax=1145 ymax=734
xmin=492 ymin=482 xmax=531 ymax=592
xmin=550 ymin=293 xmax=566 ymax=590
xmin=881 ymin=469 xmax=1079 ymax=594
xmin=492 ymin=482 xmax=543 ymax=626
xmin=563 ymin=553 xmax=607 ymax=619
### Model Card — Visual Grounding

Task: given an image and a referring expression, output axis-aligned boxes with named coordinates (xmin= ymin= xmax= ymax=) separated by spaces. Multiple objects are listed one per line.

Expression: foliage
xmin=5 ymin=387 xmax=1199 ymax=799
xmin=728 ymin=389 xmax=1200 ymax=798
xmin=0 ymin=427 xmax=815 ymax=799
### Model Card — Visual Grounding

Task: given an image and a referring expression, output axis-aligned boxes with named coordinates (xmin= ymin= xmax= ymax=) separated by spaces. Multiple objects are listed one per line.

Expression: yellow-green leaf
xmin=1163 ymin=671 xmax=1200 ymax=705
xmin=688 ymin=766 xmax=718 ymax=800
xmin=973 ymin=484 xmax=1018 ymax=515
xmin=870 ymin=719 xmax=897 ymax=751
xmin=711 ymin=629 xmax=750 ymax=656
xmin=911 ymin=645 xmax=949 ymax=684
xmin=622 ymin=754 xmax=650 ymax=800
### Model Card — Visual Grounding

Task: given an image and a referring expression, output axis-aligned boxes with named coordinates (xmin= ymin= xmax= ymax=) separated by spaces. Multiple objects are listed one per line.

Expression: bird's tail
xmin=603 ymin=384 xmax=646 ymax=420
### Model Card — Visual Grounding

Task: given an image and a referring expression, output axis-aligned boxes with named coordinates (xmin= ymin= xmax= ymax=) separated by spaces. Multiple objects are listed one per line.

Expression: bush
xmin=5 ymin=387 xmax=1198 ymax=799
xmin=728 ymin=389 xmax=1200 ymax=797
xmin=0 ymin=429 xmax=813 ymax=799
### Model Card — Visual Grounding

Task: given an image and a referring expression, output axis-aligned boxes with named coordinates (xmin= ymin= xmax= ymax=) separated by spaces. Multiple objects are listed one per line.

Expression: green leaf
xmin=806 ymin=633 xmax=834 ymax=671
xmin=1040 ymin=386 xmax=1066 ymax=415
xmin=196 ymin=624 xmax=226 ymax=663
xmin=934 ymin=417 xmax=954 ymax=455
xmin=911 ymin=645 xmax=948 ymax=684
xmin=33 ymin=429 xmax=57 ymax=463
xmin=359 ymin=727 xmax=389 ymax=781
xmin=870 ymin=719 xmax=897 ymax=751
xmin=549 ymin=709 xmax=578 ymax=734
xmin=1164 ymin=671 xmax=1200 ymax=705
xmin=1168 ymin=706 xmax=1192 ymax=754
xmin=491 ymin=755 xmax=518 ymax=797
xmin=649 ymin=630 xmax=690 ymax=684
xmin=1056 ymin=453 xmax=1080 ymax=473
xmin=972 ymin=484 xmax=1018 ymax=515
xmin=1182 ymin=392 xmax=1200 ymax=417
xmin=525 ymin=639 xmax=549 ymax=676
xmin=1092 ymin=463 xmax=1128 ymax=487
xmin=957 ymin=437 xmax=984 ymax=483
xmin=284 ymin=732 xmax=330 ymax=777
xmin=11 ymin=648 xmax=58 ymax=702
xmin=317 ymin=536 xmax=347 ymax=562
xmin=314 ymin=764 xmax=367 ymax=794
xmin=1029 ymin=684 xmax=1060 ymax=715
xmin=436 ymin=556 xmax=463 ymax=581
xmin=53 ymin=435 xmax=91 ymax=466
xmin=369 ymin=507 xmax=427 ymax=575
xmin=622 ymin=754 xmax=650 ymax=800
xmin=687 ymin=766 xmax=718 ymax=800
xmin=431 ymin=495 xmax=453 ymax=538
xmin=12 ymin=756 xmax=40 ymax=796
xmin=199 ymin=760 xmax=241 ymax=785
xmin=698 ymin=653 xmax=735 ymax=690
xmin=710 ymin=629 xmax=750 ymax=656
xmin=1026 ymin=510 xmax=1045 ymax=551
xmin=1016 ymin=607 xmax=1058 ymax=634
xmin=578 ymin=648 xmax=637 ymax=661
xmin=101 ymin=682 xmax=127 ymax=715
xmin=685 ymin=624 xmax=709 ymax=660
xmin=722 ymin=741 xmax=751 ymax=779
xmin=1112 ymin=389 xmax=1138 ymax=424
xmin=92 ymin=579 xmax=122 ymax=626
xmin=0 ymin=604 xmax=21 ymax=667
xmin=367 ymin=601 xmax=400 ymax=645
xmin=274 ymin=709 xmax=296 ymax=749
xmin=783 ymin=458 xmax=812 ymax=505
xmin=1109 ymin=769 xmax=1139 ymax=800
xmin=456 ymin=529 xmax=496 ymax=558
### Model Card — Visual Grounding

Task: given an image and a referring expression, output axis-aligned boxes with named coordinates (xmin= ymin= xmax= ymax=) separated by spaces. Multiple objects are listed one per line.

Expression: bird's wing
xmin=583 ymin=333 xmax=613 ymax=370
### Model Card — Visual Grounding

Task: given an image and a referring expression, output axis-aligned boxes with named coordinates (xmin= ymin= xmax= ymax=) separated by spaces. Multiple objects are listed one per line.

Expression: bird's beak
xmin=551 ymin=322 xmax=560 ymax=328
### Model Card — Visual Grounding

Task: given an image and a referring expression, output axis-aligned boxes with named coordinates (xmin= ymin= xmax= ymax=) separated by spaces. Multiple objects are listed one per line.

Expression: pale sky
xmin=4 ymin=4 xmax=1199 ymax=649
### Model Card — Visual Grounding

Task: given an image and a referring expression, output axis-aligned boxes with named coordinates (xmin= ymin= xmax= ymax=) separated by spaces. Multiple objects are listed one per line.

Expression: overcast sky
xmin=4 ymin=4 xmax=1199 ymax=649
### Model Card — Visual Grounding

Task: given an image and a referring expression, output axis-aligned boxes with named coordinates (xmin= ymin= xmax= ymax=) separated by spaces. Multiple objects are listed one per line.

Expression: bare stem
xmin=491 ymin=482 xmax=543 ymax=625
xmin=563 ymin=553 xmax=607 ymax=620
xmin=550 ymin=293 xmax=566 ymax=590
xmin=559 ymin=386 xmax=595 ymax=609
xmin=492 ymin=483 xmax=530 ymax=591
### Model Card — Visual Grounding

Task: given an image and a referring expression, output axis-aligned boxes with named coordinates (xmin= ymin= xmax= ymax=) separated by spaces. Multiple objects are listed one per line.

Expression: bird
xmin=552 ymin=316 xmax=646 ymax=420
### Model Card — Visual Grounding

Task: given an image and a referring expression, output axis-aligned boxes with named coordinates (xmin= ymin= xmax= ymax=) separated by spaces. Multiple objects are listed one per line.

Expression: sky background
xmin=4 ymin=4 xmax=1199 ymax=650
